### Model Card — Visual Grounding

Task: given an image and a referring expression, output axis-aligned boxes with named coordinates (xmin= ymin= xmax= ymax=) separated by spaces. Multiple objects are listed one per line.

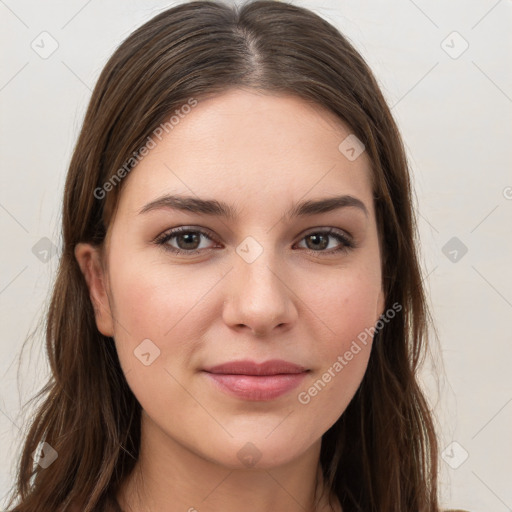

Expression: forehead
xmin=116 ymin=89 xmax=374 ymax=220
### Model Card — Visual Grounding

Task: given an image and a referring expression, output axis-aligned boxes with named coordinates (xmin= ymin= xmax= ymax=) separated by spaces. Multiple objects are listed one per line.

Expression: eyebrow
xmin=138 ymin=193 xmax=368 ymax=219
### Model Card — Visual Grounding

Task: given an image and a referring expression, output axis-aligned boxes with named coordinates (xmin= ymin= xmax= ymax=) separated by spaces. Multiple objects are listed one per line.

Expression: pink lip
xmin=203 ymin=359 xmax=309 ymax=401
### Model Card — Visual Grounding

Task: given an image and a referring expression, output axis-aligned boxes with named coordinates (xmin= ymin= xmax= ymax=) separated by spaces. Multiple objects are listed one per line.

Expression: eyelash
xmin=154 ymin=226 xmax=355 ymax=257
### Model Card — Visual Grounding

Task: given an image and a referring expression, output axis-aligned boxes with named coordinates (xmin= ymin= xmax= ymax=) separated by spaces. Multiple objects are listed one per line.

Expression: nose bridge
xmin=223 ymin=239 xmax=296 ymax=335
xmin=236 ymin=242 xmax=286 ymax=307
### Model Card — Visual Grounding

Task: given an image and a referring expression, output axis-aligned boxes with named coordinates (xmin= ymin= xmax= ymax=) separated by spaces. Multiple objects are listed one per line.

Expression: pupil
xmin=179 ymin=232 xmax=199 ymax=249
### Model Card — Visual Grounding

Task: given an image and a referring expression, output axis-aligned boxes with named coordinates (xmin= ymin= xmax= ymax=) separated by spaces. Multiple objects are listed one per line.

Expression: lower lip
xmin=204 ymin=372 xmax=308 ymax=401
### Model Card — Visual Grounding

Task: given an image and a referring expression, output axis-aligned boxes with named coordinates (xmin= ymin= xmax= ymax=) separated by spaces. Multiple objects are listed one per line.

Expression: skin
xmin=75 ymin=88 xmax=385 ymax=512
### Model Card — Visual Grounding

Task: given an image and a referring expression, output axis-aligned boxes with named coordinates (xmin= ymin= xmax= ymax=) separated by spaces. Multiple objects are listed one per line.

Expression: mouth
xmin=202 ymin=359 xmax=309 ymax=401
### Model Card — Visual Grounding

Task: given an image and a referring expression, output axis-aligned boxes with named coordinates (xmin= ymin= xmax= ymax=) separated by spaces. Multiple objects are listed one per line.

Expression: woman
xmin=7 ymin=1 xmax=465 ymax=511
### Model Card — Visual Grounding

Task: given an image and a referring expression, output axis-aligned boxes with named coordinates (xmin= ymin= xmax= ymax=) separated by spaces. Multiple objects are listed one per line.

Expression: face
xmin=77 ymin=89 xmax=385 ymax=470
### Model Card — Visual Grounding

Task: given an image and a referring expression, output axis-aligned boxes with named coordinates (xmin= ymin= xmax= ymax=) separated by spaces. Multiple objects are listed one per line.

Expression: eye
xmin=154 ymin=227 xmax=219 ymax=256
xmin=294 ymin=228 xmax=355 ymax=255
xmin=154 ymin=226 xmax=355 ymax=256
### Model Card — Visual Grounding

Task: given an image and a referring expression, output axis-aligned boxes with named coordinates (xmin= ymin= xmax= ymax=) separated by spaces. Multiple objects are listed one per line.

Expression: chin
xmin=199 ymin=432 xmax=318 ymax=471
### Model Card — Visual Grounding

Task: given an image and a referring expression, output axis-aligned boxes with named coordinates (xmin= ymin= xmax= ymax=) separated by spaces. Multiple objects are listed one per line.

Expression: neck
xmin=116 ymin=414 xmax=340 ymax=512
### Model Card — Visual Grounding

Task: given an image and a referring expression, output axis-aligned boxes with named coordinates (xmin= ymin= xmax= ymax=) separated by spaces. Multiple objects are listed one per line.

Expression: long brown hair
xmin=7 ymin=1 xmax=440 ymax=510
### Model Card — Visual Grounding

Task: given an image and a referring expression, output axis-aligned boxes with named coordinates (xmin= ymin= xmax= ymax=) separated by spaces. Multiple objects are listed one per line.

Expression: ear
xmin=74 ymin=243 xmax=115 ymax=337
xmin=377 ymin=288 xmax=386 ymax=319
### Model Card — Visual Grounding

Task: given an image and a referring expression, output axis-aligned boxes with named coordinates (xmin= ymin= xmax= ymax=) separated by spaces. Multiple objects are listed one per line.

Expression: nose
xmin=222 ymin=253 xmax=298 ymax=338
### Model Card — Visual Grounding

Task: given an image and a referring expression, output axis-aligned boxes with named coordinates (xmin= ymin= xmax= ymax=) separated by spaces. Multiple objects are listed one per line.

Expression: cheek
xmin=291 ymin=266 xmax=381 ymax=425
xmin=105 ymin=258 xmax=207 ymax=428
xmin=103 ymin=260 xmax=171 ymax=375
xmin=105 ymin=254 xmax=224 ymax=390
xmin=107 ymin=254 xmax=213 ymax=337
xmin=303 ymin=263 xmax=382 ymax=350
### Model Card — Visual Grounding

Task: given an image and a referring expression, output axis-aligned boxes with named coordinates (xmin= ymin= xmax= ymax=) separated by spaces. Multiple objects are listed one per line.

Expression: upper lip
xmin=203 ymin=359 xmax=308 ymax=376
